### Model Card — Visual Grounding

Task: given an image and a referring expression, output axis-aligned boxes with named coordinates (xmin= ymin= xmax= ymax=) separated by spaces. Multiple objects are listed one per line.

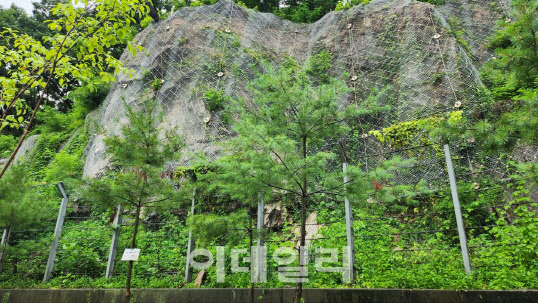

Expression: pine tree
xmin=188 ymin=165 xmax=262 ymax=303
xmin=84 ymin=98 xmax=183 ymax=299
xmin=472 ymin=0 xmax=538 ymax=152
xmin=208 ymin=61 xmax=364 ymax=302
xmin=0 ymin=165 xmax=50 ymax=273
xmin=482 ymin=0 xmax=538 ymax=98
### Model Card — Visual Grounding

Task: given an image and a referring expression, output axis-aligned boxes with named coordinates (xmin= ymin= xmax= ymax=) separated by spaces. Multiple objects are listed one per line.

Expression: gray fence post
xmin=255 ymin=193 xmax=265 ymax=282
xmin=0 ymin=227 xmax=11 ymax=272
xmin=443 ymin=144 xmax=472 ymax=274
xmin=43 ymin=182 xmax=69 ymax=282
xmin=105 ymin=204 xmax=124 ymax=278
xmin=343 ymin=162 xmax=356 ymax=282
xmin=184 ymin=187 xmax=196 ymax=283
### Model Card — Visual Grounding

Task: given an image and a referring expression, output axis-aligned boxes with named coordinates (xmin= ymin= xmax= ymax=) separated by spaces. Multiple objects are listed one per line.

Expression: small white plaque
xmin=121 ymin=249 xmax=141 ymax=261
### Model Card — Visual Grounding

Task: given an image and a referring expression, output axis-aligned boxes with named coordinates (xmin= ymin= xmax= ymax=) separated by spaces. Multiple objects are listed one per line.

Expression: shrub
xmin=0 ymin=135 xmax=17 ymax=158
xmin=204 ymin=89 xmax=228 ymax=112
xmin=69 ymin=79 xmax=111 ymax=112
xmin=306 ymin=50 xmax=334 ymax=84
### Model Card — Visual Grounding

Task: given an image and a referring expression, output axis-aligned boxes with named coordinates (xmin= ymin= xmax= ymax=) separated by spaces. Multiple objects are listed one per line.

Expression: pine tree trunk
xmin=126 ymin=204 xmax=141 ymax=301
xmin=294 ymin=136 xmax=307 ymax=303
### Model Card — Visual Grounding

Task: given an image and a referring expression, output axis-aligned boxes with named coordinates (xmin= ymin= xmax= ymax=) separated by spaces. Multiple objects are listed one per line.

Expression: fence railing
xmin=2 ymin=141 xmax=532 ymax=286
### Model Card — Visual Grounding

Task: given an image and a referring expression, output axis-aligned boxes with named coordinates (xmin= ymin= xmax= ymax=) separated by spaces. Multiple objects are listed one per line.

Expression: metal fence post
xmin=255 ymin=193 xmax=265 ymax=282
xmin=0 ymin=227 xmax=11 ymax=273
xmin=43 ymin=182 xmax=69 ymax=282
xmin=443 ymin=144 xmax=472 ymax=274
xmin=105 ymin=204 xmax=124 ymax=278
xmin=184 ymin=187 xmax=196 ymax=283
xmin=343 ymin=162 xmax=356 ymax=282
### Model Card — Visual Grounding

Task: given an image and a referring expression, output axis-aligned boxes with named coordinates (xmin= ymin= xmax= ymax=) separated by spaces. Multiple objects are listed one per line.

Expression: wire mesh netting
xmin=85 ymin=0 xmax=504 ymax=174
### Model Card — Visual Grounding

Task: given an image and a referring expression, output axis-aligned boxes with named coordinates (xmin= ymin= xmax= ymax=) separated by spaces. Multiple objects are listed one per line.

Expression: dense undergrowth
xmin=1 ymin=176 xmax=536 ymax=290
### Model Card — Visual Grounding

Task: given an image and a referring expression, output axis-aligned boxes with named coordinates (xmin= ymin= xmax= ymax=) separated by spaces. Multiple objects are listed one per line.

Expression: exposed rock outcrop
xmin=83 ymin=0 xmax=502 ymax=177
xmin=14 ymin=135 xmax=40 ymax=164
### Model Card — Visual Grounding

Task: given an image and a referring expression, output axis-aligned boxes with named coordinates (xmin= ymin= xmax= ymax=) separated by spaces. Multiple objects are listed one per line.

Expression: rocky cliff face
xmin=83 ymin=0 xmax=504 ymax=177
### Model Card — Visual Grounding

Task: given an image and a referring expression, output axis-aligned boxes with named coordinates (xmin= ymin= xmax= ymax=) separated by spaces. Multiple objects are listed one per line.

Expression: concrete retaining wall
xmin=1 ymin=288 xmax=537 ymax=303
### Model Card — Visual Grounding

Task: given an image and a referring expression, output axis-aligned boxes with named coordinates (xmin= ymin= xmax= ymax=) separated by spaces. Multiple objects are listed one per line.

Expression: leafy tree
xmin=0 ymin=1 xmax=118 ymax=121
xmin=84 ymin=98 xmax=183 ymax=299
xmin=0 ymin=0 xmax=150 ymax=179
xmin=206 ymin=61 xmax=366 ymax=302
xmin=0 ymin=4 xmax=49 ymax=42
xmin=0 ymin=3 xmax=53 ymax=137
xmin=237 ymin=0 xmax=280 ymax=12
xmin=32 ymin=0 xmax=70 ymax=24
xmin=68 ymin=77 xmax=111 ymax=114
xmin=0 ymin=135 xmax=16 ymax=158
xmin=278 ymin=0 xmax=339 ymax=23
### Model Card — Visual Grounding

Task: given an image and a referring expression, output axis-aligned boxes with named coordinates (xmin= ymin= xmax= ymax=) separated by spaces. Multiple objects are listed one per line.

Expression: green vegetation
xmin=0 ymin=0 xmax=537 ymax=296
xmin=0 ymin=0 xmax=149 ymax=179
xmin=335 ymin=0 xmax=370 ymax=12
xmin=203 ymin=89 xmax=227 ymax=112
xmin=197 ymin=62 xmax=362 ymax=302
xmin=84 ymin=98 xmax=183 ymax=298
xmin=138 ymin=0 xmax=446 ymax=24
xmin=456 ymin=0 xmax=538 ymax=153
xmin=447 ymin=17 xmax=473 ymax=56
xmin=305 ymin=50 xmax=334 ymax=84
xmin=0 ymin=135 xmax=16 ymax=158
xmin=481 ymin=0 xmax=538 ymax=99
xmin=0 ymin=165 xmax=52 ymax=272
xmin=69 ymin=79 xmax=111 ymax=113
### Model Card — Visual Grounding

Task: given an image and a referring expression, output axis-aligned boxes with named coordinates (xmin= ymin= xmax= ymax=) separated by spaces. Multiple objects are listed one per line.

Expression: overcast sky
xmin=0 ymin=0 xmax=35 ymax=14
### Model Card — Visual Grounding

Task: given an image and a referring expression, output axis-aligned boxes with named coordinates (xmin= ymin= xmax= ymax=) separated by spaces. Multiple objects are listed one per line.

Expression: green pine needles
xmin=84 ymin=98 xmax=184 ymax=298
xmin=199 ymin=61 xmax=366 ymax=302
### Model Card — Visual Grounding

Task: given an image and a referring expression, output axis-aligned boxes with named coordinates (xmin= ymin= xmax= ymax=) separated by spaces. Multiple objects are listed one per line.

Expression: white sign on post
xmin=121 ymin=249 xmax=141 ymax=261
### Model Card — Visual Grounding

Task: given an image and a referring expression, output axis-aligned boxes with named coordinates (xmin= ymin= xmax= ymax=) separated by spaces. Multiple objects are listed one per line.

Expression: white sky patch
xmin=0 ymin=0 xmax=81 ymax=15
xmin=0 ymin=0 xmax=35 ymax=14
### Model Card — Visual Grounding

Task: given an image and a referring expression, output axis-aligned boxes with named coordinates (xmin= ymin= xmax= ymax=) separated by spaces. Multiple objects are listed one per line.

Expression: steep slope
xmin=83 ymin=0 xmax=503 ymax=177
